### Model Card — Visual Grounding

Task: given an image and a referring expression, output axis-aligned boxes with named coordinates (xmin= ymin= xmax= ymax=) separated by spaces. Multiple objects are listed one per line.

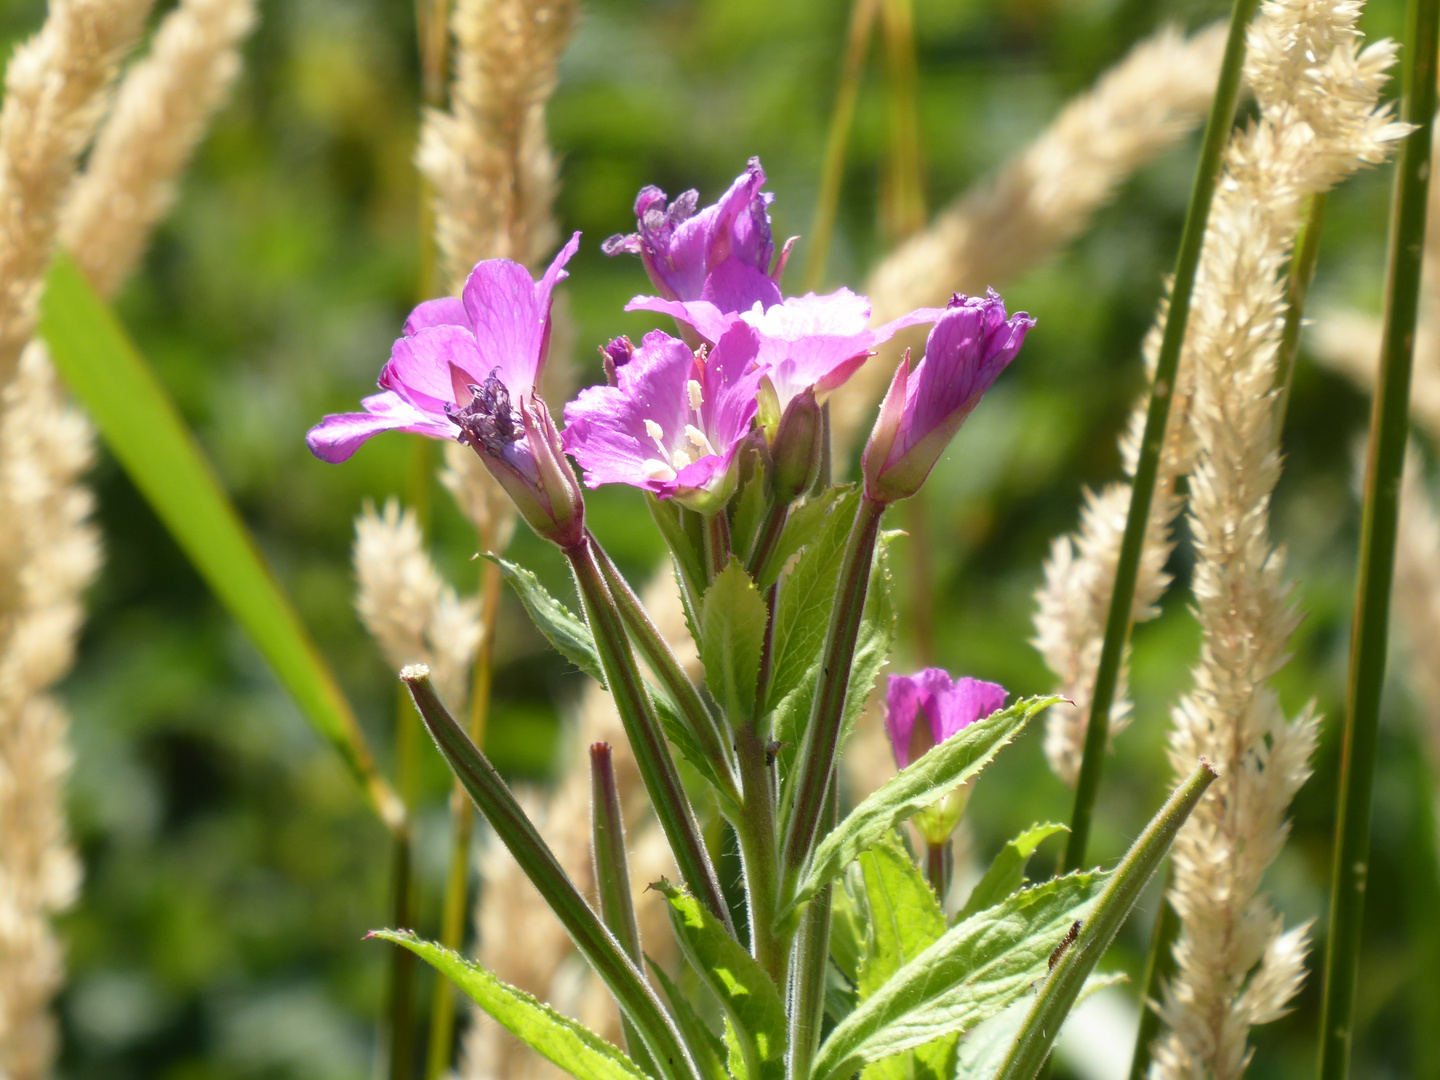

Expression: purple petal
xmin=885 ymin=675 xmax=924 ymax=770
xmin=626 ymin=294 xmax=737 ymax=344
xmin=403 ymin=296 xmax=469 ymax=336
xmin=306 ymin=391 xmax=454 ymax=463
xmin=699 ymin=323 xmax=765 ymax=454
xmin=934 ymin=677 xmax=1008 ymax=741
xmin=461 ymin=260 xmax=544 ymax=395
xmin=700 ymin=257 xmax=782 ymax=315
xmin=535 ymin=232 xmax=582 ymax=318
xmin=381 ymin=325 xmax=486 ymax=415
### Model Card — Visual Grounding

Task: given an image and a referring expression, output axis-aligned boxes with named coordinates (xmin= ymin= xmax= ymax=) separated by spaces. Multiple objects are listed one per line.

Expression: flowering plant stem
xmin=1318 ymin=0 xmax=1440 ymax=1070
xmin=1125 ymin=864 xmax=1179 ymax=1080
xmin=565 ymin=535 xmax=736 ymax=933
xmin=746 ymin=498 xmax=790 ymax=582
xmin=787 ymin=782 xmax=837 ymax=1080
xmin=780 ymin=494 xmax=887 ymax=887
xmin=735 ymin=723 xmax=787 ymax=983
xmin=1061 ymin=0 xmax=1258 ymax=874
xmin=593 ymin=541 xmax=740 ymax=803
xmin=703 ymin=510 xmax=732 ymax=583
xmin=401 ymin=669 xmax=700 ymax=1080
xmin=995 ymin=760 xmax=1217 ymax=1080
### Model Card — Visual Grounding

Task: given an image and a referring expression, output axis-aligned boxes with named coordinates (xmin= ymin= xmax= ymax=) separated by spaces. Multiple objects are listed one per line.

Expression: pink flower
xmin=602 ymin=158 xmax=781 ymax=309
xmin=885 ymin=669 xmax=1008 ymax=771
xmin=863 ymin=289 xmax=1034 ymax=504
xmin=561 ymin=325 xmax=765 ymax=511
xmin=307 ymin=234 xmax=585 ymax=546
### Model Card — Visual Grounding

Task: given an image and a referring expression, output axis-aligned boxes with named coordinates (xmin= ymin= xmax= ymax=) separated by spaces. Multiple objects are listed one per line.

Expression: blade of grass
xmin=1317 ymin=0 xmax=1440 ymax=1070
xmin=878 ymin=0 xmax=924 ymax=245
xmin=1061 ymin=0 xmax=1259 ymax=874
xmin=1125 ymin=865 xmax=1179 ymax=1080
xmin=39 ymin=251 xmax=404 ymax=832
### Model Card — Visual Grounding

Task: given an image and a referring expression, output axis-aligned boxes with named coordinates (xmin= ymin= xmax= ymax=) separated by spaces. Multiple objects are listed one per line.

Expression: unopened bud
xmin=770 ymin=386 xmax=823 ymax=503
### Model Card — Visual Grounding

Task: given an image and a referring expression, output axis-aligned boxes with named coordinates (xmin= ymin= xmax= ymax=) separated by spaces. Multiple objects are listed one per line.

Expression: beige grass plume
xmin=1150 ymin=4 xmax=1403 ymax=1078
xmin=829 ymin=21 xmax=1227 ymax=458
xmin=0 ymin=2 xmax=254 ymax=1073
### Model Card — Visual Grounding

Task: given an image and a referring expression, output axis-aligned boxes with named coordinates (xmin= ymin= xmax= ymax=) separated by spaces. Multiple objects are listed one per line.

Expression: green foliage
xmin=957 ymin=823 xmax=1068 ymax=922
xmin=648 ymin=959 xmax=730 ymax=1080
xmin=655 ymin=882 xmax=787 ymax=1080
xmin=698 ymin=559 xmax=769 ymax=727
xmin=730 ymin=465 xmax=770 ymax=561
xmin=757 ymin=487 xmax=845 ymax=589
xmin=369 ymin=931 xmax=649 ymax=1080
xmin=486 ymin=554 xmax=606 ymax=683
xmin=809 ymin=870 xmax=1106 ymax=1080
xmin=856 ymin=840 xmax=957 ymax=1080
xmin=782 ymin=697 xmax=1057 ymax=922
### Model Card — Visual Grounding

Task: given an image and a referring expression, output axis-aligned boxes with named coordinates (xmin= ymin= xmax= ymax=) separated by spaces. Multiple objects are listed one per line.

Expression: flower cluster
xmin=307 ymin=159 xmax=1035 ymax=533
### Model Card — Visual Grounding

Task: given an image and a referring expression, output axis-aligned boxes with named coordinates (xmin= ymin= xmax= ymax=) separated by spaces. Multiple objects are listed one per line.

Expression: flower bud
xmin=769 ymin=385 xmax=823 ymax=503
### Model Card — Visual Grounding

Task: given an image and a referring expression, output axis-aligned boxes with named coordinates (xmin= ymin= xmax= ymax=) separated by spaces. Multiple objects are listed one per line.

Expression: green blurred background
xmin=2 ymin=0 xmax=1436 ymax=1076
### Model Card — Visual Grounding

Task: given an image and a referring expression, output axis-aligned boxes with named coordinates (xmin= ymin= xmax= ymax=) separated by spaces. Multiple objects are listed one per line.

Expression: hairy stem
xmin=1062 ymin=0 xmax=1258 ymax=874
xmin=786 ymin=782 xmax=838 ymax=1080
xmin=1126 ymin=865 xmax=1179 ymax=1080
xmin=735 ymin=724 xmax=787 ymax=984
xmin=746 ymin=498 xmax=790 ymax=584
xmin=1318 ymin=0 xmax=1440 ymax=1071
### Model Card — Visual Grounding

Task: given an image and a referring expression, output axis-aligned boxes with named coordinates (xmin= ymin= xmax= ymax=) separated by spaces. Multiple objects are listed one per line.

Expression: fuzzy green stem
xmin=593 ymin=540 xmax=740 ymax=804
xmin=402 ymin=670 xmax=699 ymax=1080
xmin=996 ymin=761 xmax=1218 ymax=1080
xmin=786 ymin=782 xmax=838 ymax=1080
xmin=649 ymin=494 xmax=707 ymax=617
xmin=1061 ymin=0 xmax=1258 ymax=874
xmin=1126 ymin=866 xmax=1180 ymax=1080
xmin=566 ymin=536 xmax=736 ymax=935
xmin=702 ymin=509 xmax=732 ymax=584
xmin=746 ymin=498 xmax=790 ymax=584
xmin=590 ymin=743 xmax=659 ymax=1079
xmin=735 ymin=725 xmax=787 ymax=984
xmin=925 ymin=841 xmax=950 ymax=906
xmin=803 ymin=0 xmax=881 ymax=291
xmin=1318 ymin=0 xmax=1440 ymax=1071
xmin=1274 ymin=192 xmax=1327 ymax=431
xmin=780 ymin=495 xmax=887 ymax=885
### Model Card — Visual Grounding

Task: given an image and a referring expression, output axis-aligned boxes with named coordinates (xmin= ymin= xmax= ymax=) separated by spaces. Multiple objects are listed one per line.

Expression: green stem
xmin=590 ymin=743 xmax=659 ymax=1080
xmin=402 ymin=670 xmax=699 ymax=1080
xmin=925 ymin=841 xmax=949 ymax=907
xmin=746 ymin=498 xmax=790 ymax=584
xmin=592 ymin=540 xmax=740 ymax=804
xmin=648 ymin=494 xmax=707 ymax=617
xmin=815 ymin=401 xmax=833 ymax=494
xmin=1126 ymin=865 xmax=1180 ymax=1080
xmin=786 ymin=782 xmax=838 ymax=1080
xmin=995 ymin=761 xmax=1218 ymax=1080
xmin=385 ymin=826 xmax=419 ymax=1080
xmin=803 ymin=0 xmax=881 ymax=292
xmin=1318 ymin=0 xmax=1440 ymax=1071
xmin=780 ymin=495 xmax=886 ymax=886
xmin=566 ymin=536 xmax=736 ymax=936
xmin=1061 ymin=0 xmax=1259 ymax=875
xmin=702 ymin=509 xmax=732 ymax=584
xmin=1274 ymin=192 xmax=1328 ymax=431
xmin=735 ymin=725 xmax=787 ymax=985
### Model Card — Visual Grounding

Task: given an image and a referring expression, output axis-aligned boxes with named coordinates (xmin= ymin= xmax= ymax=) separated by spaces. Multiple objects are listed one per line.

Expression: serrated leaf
xmin=371 ymin=930 xmax=649 ymax=1080
xmin=730 ymin=464 xmax=769 ymax=561
xmin=655 ymin=881 xmax=786 ymax=1080
xmin=782 ymin=697 xmax=1057 ymax=922
xmin=825 ymin=963 xmax=860 ymax=1025
xmin=648 ymin=958 xmax=728 ymax=1080
xmin=698 ymin=559 xmax=768 ymax=727
xmin=856 ymin=840 xmax=956 ymax=1080
xmin=809 ymin=871 xmax=1106 ymax=1080
xmin=486 ymin=554 xmax=605 ymax=683
xmin=830 ymin=867 xmax=869 ymax=986
xmin=758 ymin=487 xmax=845 ymax=589
xmin=39 ymin=252 xmax=397 ymax=825
xmin=957 ymin=823 xmax=1068 ymax=923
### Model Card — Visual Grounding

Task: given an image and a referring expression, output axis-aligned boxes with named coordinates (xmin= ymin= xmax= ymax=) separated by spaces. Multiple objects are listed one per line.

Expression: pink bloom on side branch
xmin=885 ymin=669 xmax=1008 ymax=771
xmin=306 ymin=234 xmax=585 ymax=547
xmin=561 ymin=326 xmax=765 ymax=512
xmin=863 ymin=289 xmax=1034 ymax=505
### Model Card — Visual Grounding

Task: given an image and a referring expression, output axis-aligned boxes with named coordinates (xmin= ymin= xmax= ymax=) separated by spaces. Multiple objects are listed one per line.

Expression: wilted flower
xmin=602 ymin=157 xmax=781 ymax=308
xmin=307 ymin=234 xmax=585 ymax=547
xmin=863 ymin=289 xmax=1034 ymax=505
xmin=562 ymin=325 xmax=765 ymax=512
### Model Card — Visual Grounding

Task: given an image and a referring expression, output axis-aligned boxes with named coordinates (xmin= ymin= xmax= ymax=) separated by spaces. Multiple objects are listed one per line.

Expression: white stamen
xmin=642 ymin=458 xmax=678 ymax=482
xmin=687 ymin=379 xmax=704 ymax=411
xmin=644 ymin=418 xmax=665 ymax=441
xmin=685 ymin=424 xmax=717 ymax=457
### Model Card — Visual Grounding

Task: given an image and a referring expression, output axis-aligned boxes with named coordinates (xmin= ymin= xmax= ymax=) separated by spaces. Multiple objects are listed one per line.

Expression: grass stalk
xmin=878 ymin=0 xmax=925 ymax=244
xmin=1060 ymin=0 xmax=1259 ymax=874
xmin=1274 ymin=192 xmax=1328 ymax=430
xmin=1126 ymin=865 xmax=1179 ymax=1080
xmin=1316 ymin=0 xmax=1440 ymax=1070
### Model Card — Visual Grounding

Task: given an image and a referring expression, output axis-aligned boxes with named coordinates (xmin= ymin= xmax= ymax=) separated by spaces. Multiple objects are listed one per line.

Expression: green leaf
xmin=781 ymin=697 xmax=1057 ymax=922
xmin=486 ymin=554 xmax=605 ymax=684
xmin=648 ymin=958 xmax=728 ymax=1080
xmin=957 ymin=823 xmax=1069 ymax=922
xmin=809 ymin=870 xmax=1105 ymax=1080
xmin=371 ymin=930 xmax=649 ymax=1080
xmin=39 ymin=252 xmax=399 ymax=828
xmin=856 ymin=840 xmax=956 ymax=1080
xmin=757 ymin=487 xmax=844 ymax=589
xmin=954 ymin=973 xmax=1129 ymax=1080
xmin=829 ymin=867 xmax=869 ymax=986
xmin=698 ymin=558 xmax=768 ymax=726
xmin=654 ymin=881 xmax=787 ymax=1080
xmin=730 ymin=463 xmax=769 ymax=562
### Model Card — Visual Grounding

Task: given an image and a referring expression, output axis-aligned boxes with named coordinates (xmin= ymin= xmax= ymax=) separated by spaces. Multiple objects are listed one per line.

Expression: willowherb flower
xmin=602 ymin=157 xmax=782 ymax=308
xmin=307 ymin=234 xmax=584 ymax=547
xmin=561 ymin=325 xmax=764 ymax=511
xmin=885 ymin=668 xmax=1006 ymax=844
xmin=863 ymin=289 xmax=1033 ymax=504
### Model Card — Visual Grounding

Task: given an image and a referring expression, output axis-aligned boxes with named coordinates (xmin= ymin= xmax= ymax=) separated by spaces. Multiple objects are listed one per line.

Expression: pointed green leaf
xmin=830 ymin=866 xmax=869 ymax=987
xmin=758 ymin=487 xmax=845 ymax=589
xmin=371 ymin=930 xmax=650 ymax=1080
xmin=957 ymin=823 xmax=1069 ymax=922
xmin=810 ymin=870 xmax=1105 ymax=1080
xmin=698 ymin=558 xmax=768 ymax=726
xmin=730 ymin=464 xmax=769 ymax=562
xmin=954 ymin=973 xmax=1129 ymax=1080
xmin=486 ymin=554 xmax=605 ymax=683
xmin=648 ymin=959 xmax=728 ymax=1080
xmin=781 ymin=697 xmax=1058 ymax=922
xmin=654 ymin=881 xmax=786 ymax=1080
xmin=39 ymin=252 xmax=399 ymax=828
